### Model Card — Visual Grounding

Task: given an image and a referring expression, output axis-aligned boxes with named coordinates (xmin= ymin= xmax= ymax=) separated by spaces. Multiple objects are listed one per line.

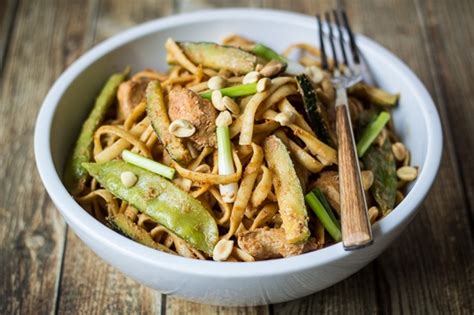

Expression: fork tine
xmin=333 ymin=10 xmax=349 ymax=67
xmin=341 ymin=9 xmax=360 ymax=65
xmin=325 ymin=12 xmax=339 ymax=72
xmin=316 ymin=14 xmax=329 ymax=70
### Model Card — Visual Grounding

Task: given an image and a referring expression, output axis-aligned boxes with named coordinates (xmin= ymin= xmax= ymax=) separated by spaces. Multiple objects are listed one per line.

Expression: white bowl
xmin=34 ymin=8 xmax=442 ymax=306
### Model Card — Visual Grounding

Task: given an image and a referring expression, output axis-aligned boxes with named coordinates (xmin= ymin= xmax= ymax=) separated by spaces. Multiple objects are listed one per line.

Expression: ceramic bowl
xmin=34 ymin=8 xmax=442 ymax=306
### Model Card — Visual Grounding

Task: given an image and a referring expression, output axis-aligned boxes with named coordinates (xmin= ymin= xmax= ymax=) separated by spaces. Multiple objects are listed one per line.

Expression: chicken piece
xmin=311 ymin=171 xmax=341 ymax=214
xmin=237 ymin=227 xmax=321 ymax=260
xmin=168 ymin=87 xmax=218 ymax=149
xmin=117 ymin=78 xmax=149 ymax=118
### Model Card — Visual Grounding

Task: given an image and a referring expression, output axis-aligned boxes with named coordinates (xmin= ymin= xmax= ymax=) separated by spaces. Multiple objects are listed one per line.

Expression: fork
xmin=317 ymin=10 xmax=373 ymax=250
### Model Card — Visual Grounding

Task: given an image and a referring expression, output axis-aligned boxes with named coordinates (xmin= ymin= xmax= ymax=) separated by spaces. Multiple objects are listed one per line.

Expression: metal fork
xmin=317 ymin=10 xmax=373 ymax=250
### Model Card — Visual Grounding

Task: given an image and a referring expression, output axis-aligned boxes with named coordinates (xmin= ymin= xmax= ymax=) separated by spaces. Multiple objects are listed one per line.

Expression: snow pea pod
xmin=64 ymin=68 xmax=129 ymax=195
xmin=83 ymin=160 xmax=218 ymax=255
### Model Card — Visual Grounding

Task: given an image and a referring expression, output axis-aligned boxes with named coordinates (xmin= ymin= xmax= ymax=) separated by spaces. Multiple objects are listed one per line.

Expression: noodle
xmin=282 ymin=43 xmax=321 ymax=57
xmin=250 ymin=166 xmax=273 ymax=208
xmin=93 ymin=125 xmax=152 ymax=159
xmin=173 ymin=149 xmax=242 ymax=185
xmin=257 ymin=84 xmax=298 ymax=116
xmin=77 ymin=189 xmax=119 ymax=217
xmin=250 ymin=203 xmax=278 ymax=230
xmin=70 ymin=35 xmax=412 ymax=262
xmin=94 ymin=118 xmax=150 ymax=162
xmin=165 ymin=38 xmax=199 ymax=74
xmin=225 ymin=143 xmax=263 ymax=238
xmin=274 ymin=130 xmax=324 ymax=173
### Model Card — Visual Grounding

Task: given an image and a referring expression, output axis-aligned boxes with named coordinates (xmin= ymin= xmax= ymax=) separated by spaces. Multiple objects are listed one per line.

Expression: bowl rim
xmin=34 ymin=8 xmax=442 ymax=278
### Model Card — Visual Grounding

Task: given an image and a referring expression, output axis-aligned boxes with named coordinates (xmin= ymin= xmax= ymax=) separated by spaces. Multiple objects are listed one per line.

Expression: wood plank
xmin=166 ymin=1 xmax=374 ymax=313
xmin=94 ymin=0 xmax=173 ymax=43
xmin=417 ymin=0 xmax=474 ymax=226
xmin=0 ymin=0 xmax=18 ymax=75
xmin=265 ymin=1 xmax=380 ymax=313
xmin=0 ymin=0 xmax=76 ymax=313
xmin=58 ymin=231 xmax=162 ymax=314
xmin=350 ymin=0 xmax=474 ymax=313
xmin=166 ymin=301 xmax=270 ymax=315
xmin=56 ymin=1 xmax=173 ymax=315
xmin=163 ymin=1 xmax=268 ymax=314
xmin=274 ymin=0 xmax=474 ymax=314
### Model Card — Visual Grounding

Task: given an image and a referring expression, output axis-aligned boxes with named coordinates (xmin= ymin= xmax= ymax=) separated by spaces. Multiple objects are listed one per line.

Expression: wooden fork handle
xmin=335 ymin=90 xmax=373 ymax=250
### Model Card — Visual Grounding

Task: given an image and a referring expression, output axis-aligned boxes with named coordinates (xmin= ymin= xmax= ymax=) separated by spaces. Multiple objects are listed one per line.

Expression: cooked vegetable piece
xmin=264 ymin=135 xmax=310 ymax=244
xmin=122 ymin=150 xmax=175 ymax=180
xmin=296 ymin=73 xmax=335 ymax=146
xmin=146 ymin=81 xmax=191 ymax=163
xmin=251 ymin=43 xmax=304 ymax=75
xmin=200 ymin=83 xmax=257 ymax=100
xmin=356 ymin=111 xmax=391 ymax=157
xmin=349 ymin=83 xmax=399 ymax=106
xmin=216 ymin=116 xmax=238 ymax=203
xmin=176 ymin=42 xmax=257 ymax=74
xmin=363 ymin=139 xmax=397 ymax=214
xmin=226 ymin=143 xmax=263 ymax=237
xmin=305 ymin=189 xmax=342 ymax=242
xmin=314 ymin=189 xmax=339 ymax=226
xmin=354 ymin=107 xmax=378 ymax=140
xmin=251 ymin=43 xmax=287 ymax=63
xmin=107 ymin=213 xmax=175 ymax=254
xmin=83 ymin=161 xmax=219 ymax=255
xmin=64 ymin=68 xmax=129 ymax=195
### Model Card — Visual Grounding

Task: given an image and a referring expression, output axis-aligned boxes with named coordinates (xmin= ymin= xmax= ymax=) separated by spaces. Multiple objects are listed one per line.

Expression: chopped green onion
xmin=313 ymin=188 xmax=340 ymax=229
xmin=251 ymin=43 xmax=304 ymax=75
xmin=305 ymin=189 xmax=342 ymax=242
xmin=200 ymin=83 xmax=257 ymax=100
xmin=216 ymin=125 xmax=238 ymax=203
xmin=251 ymin=43 xmax=287 ymax=63
xmin=356 ymin=111 xmax=391 ymax=158
xmin=122 ymin=150 xmax=175 ymax=180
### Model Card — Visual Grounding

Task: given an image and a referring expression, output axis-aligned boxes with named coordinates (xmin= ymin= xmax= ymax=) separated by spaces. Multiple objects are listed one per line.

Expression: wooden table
xmin=1 ymin=0 xmax=473 ymax=314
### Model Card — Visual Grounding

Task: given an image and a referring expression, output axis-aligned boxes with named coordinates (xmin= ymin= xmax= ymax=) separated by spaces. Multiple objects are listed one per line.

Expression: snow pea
xmin=64 ymin=68 xmax=129 ymax=195
xmin=83 ymin=160 xmax=218 ymax=255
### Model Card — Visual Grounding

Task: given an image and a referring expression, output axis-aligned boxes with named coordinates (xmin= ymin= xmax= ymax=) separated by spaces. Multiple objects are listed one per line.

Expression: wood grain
xmin=1 ymin=0 xmax=473 ymax=314
xmin=267 ymin=1 xmax=380 ymax=313
xmin=348 ymin=2 xmax=474 ymax=312
xmin=166 ymin=301 xmax=270 ymax=315
xmin=0 ymin=0 xmax=69 ymax=313
xmin=275 ymin=1 xmax=474 ymax=314
xmin=0 ymin=0 xmax=18 ymax=75
xmin=336 ymin=104 xmax=372 ymax=249
xmin=164 ymin=2 xmax=270 ymax=314
xmin=417 ymin=0 xmax=474 ymax=227
xmin=55 ymin=1 xmax=173 ymax=315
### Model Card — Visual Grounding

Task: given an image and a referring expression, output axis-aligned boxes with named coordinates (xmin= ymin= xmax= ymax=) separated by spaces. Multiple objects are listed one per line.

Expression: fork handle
xmin=335 ymin=87 xmax=373 ymax=250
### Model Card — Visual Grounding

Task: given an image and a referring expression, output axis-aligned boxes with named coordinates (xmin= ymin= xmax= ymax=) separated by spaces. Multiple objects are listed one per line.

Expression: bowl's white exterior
xmin=34 ymin=9 xmax=442 ymax=306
